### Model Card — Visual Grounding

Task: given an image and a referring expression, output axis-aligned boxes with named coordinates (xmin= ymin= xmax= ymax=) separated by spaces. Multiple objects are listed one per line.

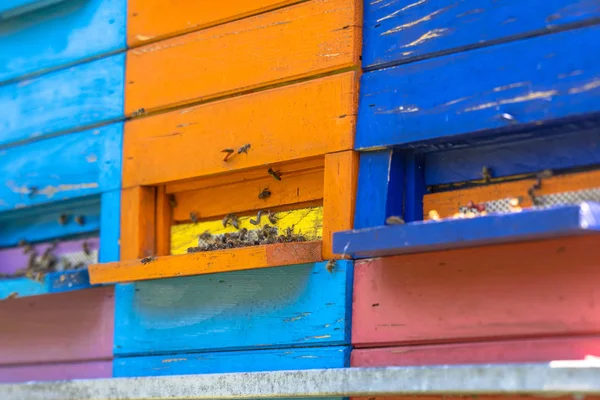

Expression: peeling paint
xmin=464 ymin=90 xmax=557 ymax=112
xmin=376 ymin=0 xmax=427 ymax=22
xmin=306 ymin=335 xmax=331 ymax=340
xmin=558 ymin=70 xmax=584 ymax=79
xmin=161 ymin=358 xmax=187 ymax=363
xmin=283 ymin=312 xmax=311 ymax=323
xmin=382 ymin=8 xmax=449 ymax=35
xmin=568 ymin=79 xmax=600 ymax=94
xmin=6 ymin=181 xmax=99 ymax=198
xmin=86 ymin=154 xmax=98 ymax=163
xmin=400 ymin=28 xmax=449 ymax=48
xmin=136 ymin=34 xmax=154 ymax=41
xmin=492 ymin=82 xmax=530 ymax=92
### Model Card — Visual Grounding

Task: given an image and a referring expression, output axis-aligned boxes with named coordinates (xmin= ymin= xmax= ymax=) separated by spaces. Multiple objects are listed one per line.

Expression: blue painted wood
xmin=354 ymin=150 xmax=405 ymax=229
xmin=363 ymin=0 xmax=600 ymax=70
xmin=334 ymin=202 xmax=600 ymax=258
xmin=99 ymin=190 xmax=120 ymax=263
xmin=114 ymin=261 xmax=353 ymax=356
xmin=0 ymin=0 xmax=67 ymax=20
xmin=0 ymin=54 xmax=125 ymax=147
xmin=404 ymin=153 xmax=425 ymax=223
xmin=0 ymin=123 xmax=122 ymax=211
xmin=0 ymin=0 xmax=126 ymax=83
xmin=0 ymin=196 xmax=100 ymax=247
xmin=0 ymin=269 xmax=93 ymax=300
xmin=357 ymin=26 xmax=600 ymax=149
xmin=114 ymin=346 xmax=350 ymax=378
xmin=425 ymin=128 xmax=600 ymax=186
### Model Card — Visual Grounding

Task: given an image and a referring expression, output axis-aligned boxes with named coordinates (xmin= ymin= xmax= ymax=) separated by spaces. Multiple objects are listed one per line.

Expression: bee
xmin=222 ymin=214 xmax=231 ymax=228
xmin=62 ymin=257 xmax=72 ymax=271
xmin=58 ymin=214 xmax=68 ymax=225
xmin=221 ymin=148 xmax=235 ymax=162
xmin=168 ymin=194 xmax=177 ymax=208
xmin=141 ymin=256 xmax=156 ymax=265
xmin=482 ymin=166 xmax=492 ymax=183
xmin=258 ymin=188 xmax=271 ymax=200
xmin=75 ymin=215 xmax=85 ymax=226
xmin=73 ymin=261 xmax=86 ymax=269
xmin=28 ymin=186 xmax=38 ymax=199
xmin=190 ymin=212 xmax=199 ymax=224
xmin=230 ymin=214 xmax=240 ymax=229
xmin=237 ymin=144 xmax=251 ymax=154
xmin=250 ymin=210 xmax=264 ymax=225
xmin=267 ymin=211 xmax=278 ymax=225
xmin=26 ymin=251 xmax=38 ymax=270
xmin=6 ymin=292 xmax=18 ymax=300
xmin=267 ymin=168 xmax=282 ymax=181
xmin=326 ymin=259 xmax=337 ymax=273
xmin=132 ymin=108 xmax=145 ymax=118
xmin=82 ymin=241 xmax=91 ymax=256
xmin=386 ymin=216 xmax=405 ymax=225
xmin=199 ymin=231 xmax=212 ymax=241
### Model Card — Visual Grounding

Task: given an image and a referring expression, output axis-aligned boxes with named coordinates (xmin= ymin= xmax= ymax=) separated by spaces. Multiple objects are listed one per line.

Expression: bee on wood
xmin=222 ymin=214 xmax=231 ymax=228
xmin=386 ymin=216 xmax=405 ymax=225
xmin=28 ymin=186 xmax=38 ymax=199
xmin=141 ymin=256 xmax=156 ymax=265
xmin=267 ymin=211 xmax=278 ymax=225
xmin=82 ymin=241 xmax=91 ymax=256
xmin=6 ymin=292 xmax=18 ymax=300
xmin=221 ymin=148 xmax=235 ymax=162
xmin=250 ymin=210 xmax=264 ymax=226
xmin=62 ymin=257 xmax=72 ymax=271
xmin=190 ymin=212 xmax=199 ymax=224
xmin=168 ymin=194 xmax=177 ymax=208
xmin=58 ymin=214 xmax=68 ymax=225
xmin=199 ymin=231 xmax=212 ymax=241
xmin=267 ymin=168 xmax=282 ymax=181
xmin=75 ymin=215 xmax=85 ymax=226
xmin=482 ymin=166 xmax=492 ymax=183
xmin=237 ymin=144 xmax=251 ymax=154
xmin=131 ymin=108 xmax=145 ymax=118
xmin=258 ymin=188 xmax=271 ymax=200
xmin=230 ymin=214 xmax=240 ymax=229
xmin=326 ymin=259 xmax=337 ymax=273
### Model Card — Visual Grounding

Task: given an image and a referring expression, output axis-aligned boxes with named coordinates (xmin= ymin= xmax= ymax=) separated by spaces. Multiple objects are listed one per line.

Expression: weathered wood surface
xmin=127 ymin=0 xmax=304 ymax=46
xmin=0 ymin=123 xmax=122 ymax=210
xmin=115 ymin=346 xmax=349 ymax=377
xmin=119 ymin=186 xmax=155 ymax=261
xmin=351 ymin=336 xmax=600 ymax=367
xmin=114 ymin=261 xmax=352 ymax=355
xmin=0 ymin=55 xmax=125 ymax=147
xmin=123 ymin=73 xmax=356 ymax=187
xmin=352 ymin=235 xmax=600 ymax=347
xmin=0 ymin=269 xmax=93 ymax=300
xmin=0 ymin=360 xmax=112 ymax=383
xmin=0 ymin=286 xmax=114 ymax=365
xmin=125 ymin=0 xmax=361 ymax=114
xmin=357 ymin=26 xmax=600 ymax=149
xmin=90 ymin=241 xmax=323 ymax=284
xmin=363 ymin=0 xmax=600 ymax=69
xmin=0 ymin=0 xmax=126 ymax=83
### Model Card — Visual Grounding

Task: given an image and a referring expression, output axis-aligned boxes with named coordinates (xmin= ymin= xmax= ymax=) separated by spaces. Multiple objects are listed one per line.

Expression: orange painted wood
xmin=351 ymin=336 xmax=600 ymax=367
xmin=125 ymin=0 xmax=361 ymax=114
xmin=120 ymin=186 xmax=156 ymax=261
xmin=322 ymin=151 xmax=358 ymax=259
xmin=0 ymin=287 xmax=114 ymax=365
xmin=352 ymin=234 xmax=600 ymax=348
xmin=425 ymin=170 xmax=600 ymax=218
xmin=155 ymin=186 xmax=172 ymax=256
xmin=89 ymin=241 xmax=322 ymax=284
xmin=128 ymin=0 xmax=304 ymax=47
xmin=124 ymin=72 xmax=357 ymax=187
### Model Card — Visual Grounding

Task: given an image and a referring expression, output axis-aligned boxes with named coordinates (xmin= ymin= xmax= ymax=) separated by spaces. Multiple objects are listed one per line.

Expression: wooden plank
xmin=171 ymin=206 xmax=323 ymax=255
xmin=424 ymin=169 xmax=600 ymax=218
xmin=0 ymin=0 xmax=126 ymax=83
xmin=123 ymin=72 xmax=357 ymax=187
xmin=0 ymin=123 xmax=122 ymax=212
xmin=323 ymin=151 xmax=358 ymax=259
xmin=155 ymin=186 xmax=171 ymax=257
xmin=363 ymin=0 xmax=600 ymax=70
xmin=0 ymin=286 xmax=114 ymax=365
xmin=357 ymin=25 xmax=600 ymax=149
xmin=127 ymin=0 xmax=304 ymax=47
xmin=114 ymin=261 xmax=352 ymax=355
xmin=351 ymin=336 xmax=600 ymax=367
xmin=0 ymin=360 xmax=112 ymax=384
xmin=90 ymin=241 xmax=322 ymax=284
xmin=0 ymin=0 xmax=67 ymax=19
xmin=120 ymin=186 xmax=155 ymax=261
xmin=0 ymin=54 xmax=125 ymax=147
xmin=115 ymin=346 xmax=349 ymax=377
xmin=125 ymin=0 xmax=361 ymax=114
xmin=99 ymin=190 xmax=121 ymax=263
xmin=0 ymin=196 xmax=101 ymax=248
xmin=352 ymin=235 xmax=600 ymax=347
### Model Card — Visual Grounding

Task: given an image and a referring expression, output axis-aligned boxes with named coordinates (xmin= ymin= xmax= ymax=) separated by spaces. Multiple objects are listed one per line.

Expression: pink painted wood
xmin=0 ymin=286 xmax=114 ymax=365
xmin=352 ymin=235 xmax=600 ymax=347
xmin=0 ymin=360 xmax=112 ymax=383
xmin=351 ymin=336 xmax=600 ymax=367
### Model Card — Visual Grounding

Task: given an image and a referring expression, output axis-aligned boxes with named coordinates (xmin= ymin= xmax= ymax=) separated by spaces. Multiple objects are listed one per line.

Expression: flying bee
xmin=482 ymin=166 xmax=492 ymax=183
xmin=221 ymin=148 xmax=235 ymax=162
xmin=326 ymin=259 xmax=337 ymax=273
xmin=386 ymin=216 xmax=405 ymax=225
xmin=237 ymin=144 xmax=251 ymax=154
xmin=82 ymin=241 xmax=91 ymax=256
xmin=267 ymin=168 xmax=282 ymax=181
xmin=267 ymin=211 xmax=278 ymax=225
xmin=75 ymin=215 xmax=85 ymax=226
xmin=141 ymin=256 xmax=156 ymax=265
xmin=190 ymin=212 xmax=199 ymax=224
xmin=258 ymin=188 xmax=271 ymax=200
xmin=131 ymin=108 xmax=145 ymax=118
xmin=58 ymin=214 xmax=68 ymax=225
xmin=168 ymin=194 xmax=177 ymax=208
xmin=250 ymin=210 xmax=264 ymax=225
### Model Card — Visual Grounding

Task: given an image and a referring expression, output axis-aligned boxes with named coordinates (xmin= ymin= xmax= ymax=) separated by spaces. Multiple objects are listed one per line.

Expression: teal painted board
xmin=115 ymin=261 xmax=354 ymax=356
xmin=0 ymin=0 xmax=67 ymax=20
xmin=114 ymin=346 xmax=350 ymax=377
xmin=0 ymin=54 xmax=125 ymax=147
xmin=363 ymin=0 xmax=600 ymax=70
xmin=0 ymin=269 xmax=93 ymax=300
xmin=99 ymin=190 xmax=120 ymax=263
xmin=0 ymin=0 xmax=126 ymax=83
xmin=0 ymin=123 xmax=122 ymax=211
xmin=357 ymin=25 xmax=600 ymax=149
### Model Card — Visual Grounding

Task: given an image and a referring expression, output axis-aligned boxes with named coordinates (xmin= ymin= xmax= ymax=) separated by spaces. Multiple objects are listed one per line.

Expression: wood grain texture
xmin=114 ymin=261 xmax=352 ymax=355
xmin=0 ymin=360 xmax=112 ymax=384
xmin=357 ymin=25 xmax=600 ymax=149
xmin=363 ymin=0 xmax=600 ymax=69
xmin=127 ymin=0 xmax=304 ymax=47
xmin=90 ymin=241 xmax=322 ymax=284
xmin=0 ymin=54 xmax=125 ymax=147
xmin=0 ymin=0 xmax=126 ymax=83
xmin=115 ymin=346 xmax=349 ymax=377
xmin=323 ymin=151 xmax=358 ymax=259
xmin=352 ymin=235 xmax=600 ymax=347
xmin=120 ymin=186 xmax=155 ymax=261
xmin=351 ymin=336 xmax=600 ymax=367
xmin=0 ymin=123 xmax=122 ymax=211
xmin=124 ymin=72 xmax=356 ymax=187
xmin=125 ymin=0 xmax=361 ymax=114
xmin=0 ymin=286 xmax=114 ymax=365
xmin=424 ymin=169 xmax=600 ymax=218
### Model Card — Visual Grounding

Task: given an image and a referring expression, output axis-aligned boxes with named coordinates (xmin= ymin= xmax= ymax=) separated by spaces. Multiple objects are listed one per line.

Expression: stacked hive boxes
xmin=0 ymin=0 xmax=125 ymax=382
xmin=86 ymin=0 xmax=361 ymax=378
xmin=333 ymin=0 xmax=600 ymax=393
